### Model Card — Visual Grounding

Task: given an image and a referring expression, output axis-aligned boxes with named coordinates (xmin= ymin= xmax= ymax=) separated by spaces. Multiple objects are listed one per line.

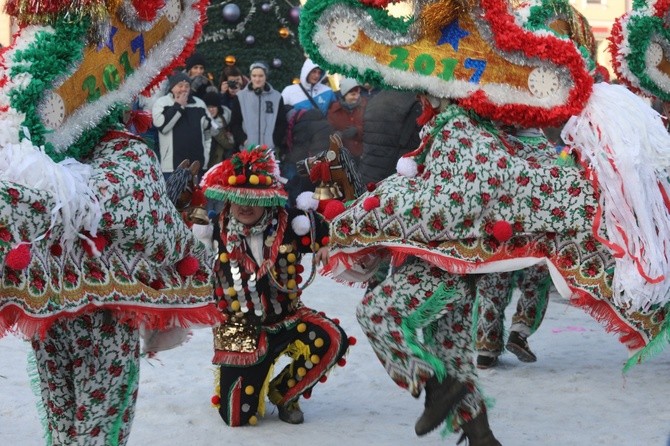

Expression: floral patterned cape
xmin=0 ymin=132 xmax=220 ymax=339
xmin=324 ymin=105 xmax=668 ymax=366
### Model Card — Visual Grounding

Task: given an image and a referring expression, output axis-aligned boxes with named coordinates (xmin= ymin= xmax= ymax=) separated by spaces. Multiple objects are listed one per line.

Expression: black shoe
xmin=506 ymin=331 xmax=537 ymax=363
xmin=278 ymin=400 xmax=304 ymax=424
xmin=415 ymin=376 xmax=468 ymax=436
xmin=476 ymin=355 xmax=498 ymax=370
xmin=457 ymin=410 xmax=501 ymax=446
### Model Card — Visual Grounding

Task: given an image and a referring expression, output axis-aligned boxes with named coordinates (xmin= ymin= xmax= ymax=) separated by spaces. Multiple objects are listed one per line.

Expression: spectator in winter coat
xmin=152 ymin=72 xmax=212 ymax=179
xmin=203 ymin=92 xmax=234 ymax=168
xmin=229 ymin=62 xmax=287 ymax=154
xmin=219 ymin=65 xmax=248 ymax=110
xmin=281 ymin=59 xmax=335 ymax=117
xmin=358 ymin=90 xmax=422 ymax=185
xmin=328 ymin=78 xmax=367 ymax=163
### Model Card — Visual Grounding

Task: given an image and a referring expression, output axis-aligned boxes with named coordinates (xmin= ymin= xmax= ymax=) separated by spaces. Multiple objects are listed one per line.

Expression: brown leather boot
xmin=457 ymin=410 xmax=502 ymax=445
xmin=414 ymin=375 xmax=468 ymax=436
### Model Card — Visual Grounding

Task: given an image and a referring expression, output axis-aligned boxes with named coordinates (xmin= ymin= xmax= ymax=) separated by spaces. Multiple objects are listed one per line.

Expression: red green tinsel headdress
xmin=201 ymin=145 xmax=288 ymax=207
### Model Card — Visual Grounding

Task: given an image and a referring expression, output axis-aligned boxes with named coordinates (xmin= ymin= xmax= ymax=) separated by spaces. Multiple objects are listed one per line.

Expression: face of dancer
xmin=230 ymin=203 xmax=265 ymax=226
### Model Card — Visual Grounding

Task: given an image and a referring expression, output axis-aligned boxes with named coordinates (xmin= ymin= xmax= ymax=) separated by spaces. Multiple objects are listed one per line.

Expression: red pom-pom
xmin=49 ymin=243 xmax=62 ymax=257
xmin=321 ymin=236 xmax=329 ymax=246
xmin=296 ymin=265 xmax=305 ymax=273
xmin=6 ymin=244 xmax=31 ymax=270
xmin=363 ymin=196 xmax=380 ymax=211
xmin=317 ymin=198 xmax=334 ymax=214
xmin=366 ymin=182 xmax=377 ymax=192
xmin=319 ymin=375 xmax=328 ymax=383
xmin=332 ymin=318 xmax=340 ymax=325
xmin=236 ymin=174 xmax=246 ymax=185
xmin=348 ymin=336 xmax=357 ymax=346
xmin=492 ymin=220 xmax=513 ymax=242
xmin=149 ymin=279 xmax=165 ymax=290
xmin=211 ymin=395 xmax=221 ymax=405
xmin=302 ymin=390 xmax=312 ymax=399
xmin=176 ymin=256 xmax=200 ymax=276
xmin=301 ymin=235 xmax=311 ymax=246
xmin=337 ymin=358 xmax=347 ymax=367
xmin=322 ymin=200 xmax=346 ymax=220
xmin=215 ymin=287 xmax=224 ymax=297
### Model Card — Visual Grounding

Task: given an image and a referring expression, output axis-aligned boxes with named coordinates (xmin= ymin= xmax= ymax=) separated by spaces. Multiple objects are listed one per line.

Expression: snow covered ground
xmin=2 ymin=273 xmax=669 ymax=445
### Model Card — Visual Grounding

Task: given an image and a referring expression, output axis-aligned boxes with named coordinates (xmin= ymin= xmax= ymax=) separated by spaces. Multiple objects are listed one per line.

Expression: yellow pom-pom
xmin=231 ymin=300 xmax=241 ymax=311
xmin=228 ymin=175 xmax=237 ymax=185
xmin=287 ymin=253 xmax=297 ymax=263
xmin=248 ymin=415 xmax=258 ymax=425
xmin=227 ymin=287 xmax=237 ymax=297
xmin=314 ymin=338 xmax=324 ymax=348
xmin=287 ymin=265 xmax=296 ymax=274
xmin=288 ymin=292 xmax=298 ymax=300
xmin=266 ymin=176 xmax=273 ymax=185
xmin=249 ymin=174 xmax=260 ymax=185
xmin=287 ymin=379 xmax=296 ymax=388
xmin=310 ymin=354 xmax=320 ymax=364
xmin=286 ymin=279 xmax=297 ymax=289
xmin=297 ymin=323 xmax=307 ymax=333
xmin=245 ymin=385 xmax=255 ymax=395
xmin=297 ymin=367 xmax=307 ymax=377
xmin=219 ymin=253 xmax=229 ymax=263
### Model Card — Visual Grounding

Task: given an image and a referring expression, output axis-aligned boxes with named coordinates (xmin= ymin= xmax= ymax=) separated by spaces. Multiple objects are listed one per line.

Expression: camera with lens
xmin=227 ymin=80 xmax=238 ymax=89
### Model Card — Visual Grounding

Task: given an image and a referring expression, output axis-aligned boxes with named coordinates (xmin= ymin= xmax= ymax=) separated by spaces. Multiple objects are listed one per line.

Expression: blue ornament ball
xmin=261 ymin=3 xmax=271 ymax=13
xmin=272 ymin=58 xmax=282 ymax=68
xmin=222 ymin=3 xmax=241 ymax=22
xmin=245 ymin=35 xmax=255 ymax=45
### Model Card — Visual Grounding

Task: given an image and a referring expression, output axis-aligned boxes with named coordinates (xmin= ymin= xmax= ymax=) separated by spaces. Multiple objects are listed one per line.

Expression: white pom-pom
xmin=396 ymin=157 xmax=418 ymax=177
xmin=295 ymin=191 xmax=319 ymax=211
xmin=291 ymin=214 xmax=311 ymax=236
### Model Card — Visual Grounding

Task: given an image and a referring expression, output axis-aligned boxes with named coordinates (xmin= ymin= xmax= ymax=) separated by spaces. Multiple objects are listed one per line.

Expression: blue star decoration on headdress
xmin=97 ymin=25 xmax=118 ymax=53
xmin=438 ymin=20 xmax=469 ymax=51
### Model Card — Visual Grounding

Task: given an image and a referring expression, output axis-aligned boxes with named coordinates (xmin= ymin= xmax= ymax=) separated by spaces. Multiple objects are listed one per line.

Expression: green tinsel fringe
xmin=204 ymin=187 xmax=288 ymax=207
xmin=107 ymin=360 xmax=139 ymax=446
xmin=623 ymin=315 xmax=670 ymax=373
xmin=27 ymin=349 xmax=52 ymax=446
xmin=400 ymin=283 xmax=457 ymax=382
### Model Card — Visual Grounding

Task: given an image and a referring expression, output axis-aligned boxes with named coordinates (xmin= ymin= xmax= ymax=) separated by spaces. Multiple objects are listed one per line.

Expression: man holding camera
xmin=219 ymin=65 xmax=247 ymax=110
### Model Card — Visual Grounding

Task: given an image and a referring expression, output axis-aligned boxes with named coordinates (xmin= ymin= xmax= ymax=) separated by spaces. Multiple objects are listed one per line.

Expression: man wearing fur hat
xmin=201 ymin=145 xmax=350 ymax=426
xmin=152 ymin=72 xmax=212 ymax=179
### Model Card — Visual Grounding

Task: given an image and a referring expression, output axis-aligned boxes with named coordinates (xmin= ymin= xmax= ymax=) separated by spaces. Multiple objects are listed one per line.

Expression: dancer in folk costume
xmin=476 ymin=5 xmax=600 ymax=368
xmin=299 ymin=0 xmax=670 ymax=443
xmin=0 ymin=1 xmax=222 ymax=444
xmin=201 ymin=146 xmax=350 ymax=427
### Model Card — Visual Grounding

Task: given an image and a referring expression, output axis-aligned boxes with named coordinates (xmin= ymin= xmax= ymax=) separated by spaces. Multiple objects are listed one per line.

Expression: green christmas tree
xmin=197 ymin=1 xmax=305 ymax=91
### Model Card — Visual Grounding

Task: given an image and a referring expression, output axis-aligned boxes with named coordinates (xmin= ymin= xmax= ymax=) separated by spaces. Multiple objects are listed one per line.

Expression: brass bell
xmin=313 ymin=182 xmax=334 ymax=200
xmin=189 ymin=207 xmax=210 ymax=225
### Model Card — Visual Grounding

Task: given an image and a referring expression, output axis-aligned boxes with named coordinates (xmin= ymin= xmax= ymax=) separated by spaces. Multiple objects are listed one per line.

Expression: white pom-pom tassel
xmin=295 ymin=191 xmax=319 ymax=211
xmin=396 ymin=157 xmax=418 ymax=177
xmin=291 ymin=214 xmax=311 ymax=236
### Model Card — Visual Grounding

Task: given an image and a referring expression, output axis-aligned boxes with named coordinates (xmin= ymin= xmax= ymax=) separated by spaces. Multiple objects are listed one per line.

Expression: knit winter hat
xmin=201 ymin=145 xmax=287 ymax=206
xmin=203 ymin=91 xmax=222 ymax=107
xmin=185 ymin=52 xmax=206 ymax=71
xmin=339 ymin=78 xmax=360 ymax=96
xmin=168 ymin=72 xmax=192 ymax=91
xmin=249 ymin=61 xmax=269 ymax=76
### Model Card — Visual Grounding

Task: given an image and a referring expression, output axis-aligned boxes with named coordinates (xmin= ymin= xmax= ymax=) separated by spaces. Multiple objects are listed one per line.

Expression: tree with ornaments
xmin=198 ymin=1 xmax=305 ymax=91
